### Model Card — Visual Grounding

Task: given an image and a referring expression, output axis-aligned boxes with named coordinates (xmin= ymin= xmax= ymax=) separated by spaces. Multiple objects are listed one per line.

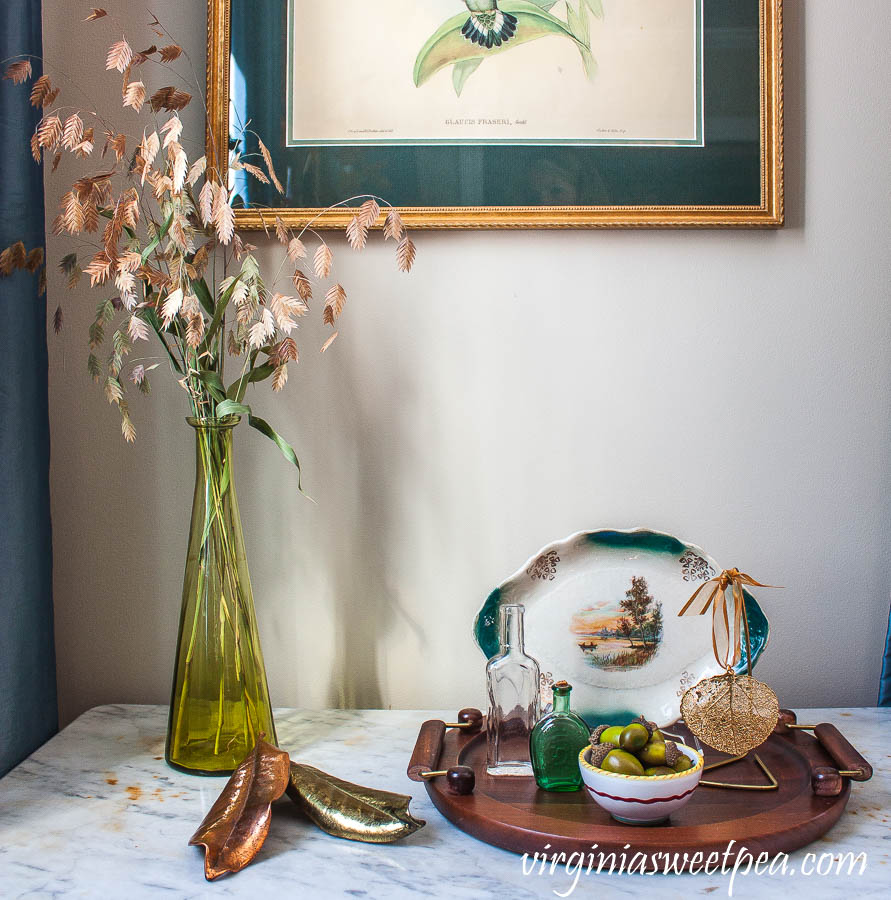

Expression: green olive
xmin=637 ymin=741 xmax=668 ymax=767
xmin=598 ymin=725 xmax=624 ymax=745
xmin=601 ymin=749 xmax=646 ymax=776
xmin=644 ymin=766 xmax=676 ymax=776
xmin=619 ymin=723 xmax=649 ymax=752
xmin=673 ymin=755 xmax=693 ymax=773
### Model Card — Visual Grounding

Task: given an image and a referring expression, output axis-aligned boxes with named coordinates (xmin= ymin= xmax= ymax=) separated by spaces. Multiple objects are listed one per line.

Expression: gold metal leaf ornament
xmin=287 ymin=764 xmax=426 ymax=843
xmin=677 ymin=568 xmax=781 ymax=755
xmin=681 ymin=673 xmax=779 ymax=756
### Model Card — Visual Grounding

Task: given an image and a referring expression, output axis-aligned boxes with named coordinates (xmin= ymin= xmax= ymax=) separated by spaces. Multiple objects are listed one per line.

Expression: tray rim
xmin=424 ymin=724 xmax=850 ymax=868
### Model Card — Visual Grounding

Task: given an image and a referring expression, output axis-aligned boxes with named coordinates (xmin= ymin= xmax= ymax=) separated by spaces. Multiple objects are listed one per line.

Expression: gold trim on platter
xmin=206 ymin=0 xmax=784 ymax=230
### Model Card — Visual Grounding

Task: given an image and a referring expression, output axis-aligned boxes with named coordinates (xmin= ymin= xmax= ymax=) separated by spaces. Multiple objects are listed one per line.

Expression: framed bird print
xmin=207 ymin=0 xmax=783 ymax=228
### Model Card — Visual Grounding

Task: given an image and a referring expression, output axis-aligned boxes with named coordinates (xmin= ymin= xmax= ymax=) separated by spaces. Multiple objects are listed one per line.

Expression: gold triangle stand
xmin=663 ymin=728 xmax=779 ymax=791
xmin=700 ymin=753 xmax=778 ymax=791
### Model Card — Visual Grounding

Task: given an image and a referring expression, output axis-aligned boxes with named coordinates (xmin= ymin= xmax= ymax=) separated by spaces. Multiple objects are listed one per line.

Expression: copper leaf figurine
xmin=189 ymin=738 xmax=291 ymax=881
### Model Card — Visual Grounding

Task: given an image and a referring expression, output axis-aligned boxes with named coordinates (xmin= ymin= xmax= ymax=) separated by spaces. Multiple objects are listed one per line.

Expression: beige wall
xmin=43 ymin=2 xmax=891 ymax=726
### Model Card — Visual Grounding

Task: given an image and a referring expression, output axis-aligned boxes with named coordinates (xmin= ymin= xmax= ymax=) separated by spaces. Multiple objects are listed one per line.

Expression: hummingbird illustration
xmin=461 ymin=0 xmax=518 ymax=49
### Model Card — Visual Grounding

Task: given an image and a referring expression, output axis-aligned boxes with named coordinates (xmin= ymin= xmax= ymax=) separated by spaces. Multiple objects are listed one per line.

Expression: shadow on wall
xmin=242 ymin=292 xmax=430 ymax=710
xmin=322 ymin=334 xmax=426 ymax=709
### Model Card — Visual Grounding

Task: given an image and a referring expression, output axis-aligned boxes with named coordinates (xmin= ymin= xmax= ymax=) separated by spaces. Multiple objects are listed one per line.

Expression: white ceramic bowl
xmin=578 ymin=743 xmax=703 ymax=824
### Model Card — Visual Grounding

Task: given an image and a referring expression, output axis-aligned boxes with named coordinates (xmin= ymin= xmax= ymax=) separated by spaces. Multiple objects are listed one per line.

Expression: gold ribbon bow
xmin=678 ymin=568 xmax=779 ymax=674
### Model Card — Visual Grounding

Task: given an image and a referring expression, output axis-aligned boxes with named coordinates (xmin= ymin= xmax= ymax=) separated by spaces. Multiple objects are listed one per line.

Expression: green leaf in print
xmin=452 ymin=58 xmax=484 ymax=96
xmin=565 ymin=1 xmax=597 ymax=78
xmin=582 ymin=0 xmax=605 ymax=19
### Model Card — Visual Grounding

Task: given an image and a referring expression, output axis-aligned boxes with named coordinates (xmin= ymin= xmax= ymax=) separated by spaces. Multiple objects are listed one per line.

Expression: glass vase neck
xmin=499 ymin=604 xmax=526 ymax=654
xmin=186 ymin=415 xmax=242 ymax=432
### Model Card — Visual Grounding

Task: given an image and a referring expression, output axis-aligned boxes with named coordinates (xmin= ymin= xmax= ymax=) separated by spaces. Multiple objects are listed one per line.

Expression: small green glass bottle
xmin=530 ymin=681 xmax=590 ymax=792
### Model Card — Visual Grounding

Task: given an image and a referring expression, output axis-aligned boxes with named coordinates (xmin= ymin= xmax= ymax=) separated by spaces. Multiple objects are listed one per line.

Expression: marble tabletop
xmin=0 ymin=706 xmax=887 ymax=899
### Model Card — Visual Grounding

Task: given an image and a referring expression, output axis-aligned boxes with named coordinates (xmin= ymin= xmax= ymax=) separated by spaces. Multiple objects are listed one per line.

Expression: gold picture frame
xmin=207 ymin=0 xmax=783 ymax=230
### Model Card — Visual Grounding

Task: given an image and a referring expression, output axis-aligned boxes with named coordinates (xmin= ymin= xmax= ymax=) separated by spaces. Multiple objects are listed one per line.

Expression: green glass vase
xmin=530 ymin=681 xmax=590 ymax=792
xmin=165 ymin=416 xmax=277 ymax=775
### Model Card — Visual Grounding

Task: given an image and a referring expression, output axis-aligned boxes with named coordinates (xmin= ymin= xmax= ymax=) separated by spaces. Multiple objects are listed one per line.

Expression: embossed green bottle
xmin=530 ymin=681 xmax=590 ymax=792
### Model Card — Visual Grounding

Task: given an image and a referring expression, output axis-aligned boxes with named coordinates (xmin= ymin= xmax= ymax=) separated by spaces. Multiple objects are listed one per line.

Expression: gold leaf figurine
xmin=287 ymin=764 xmax=426 ymax=843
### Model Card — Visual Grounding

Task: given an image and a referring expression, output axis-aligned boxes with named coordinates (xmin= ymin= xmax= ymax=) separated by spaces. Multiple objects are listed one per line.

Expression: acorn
xmin=601 ymin=749 xmax=646 ymax=776
xmin=590 ymin=724 xmax=610 ymax=743
xmin=632 ymin=715 xmax=657 ymax=739
xmin=619 ymin=722 xmax=649 ymax=752
xmin=588 ymin=742 xmax=618 ymax=767
xmin=638 ymin=741 xmax=667 ymax=767
xmin=598 ymin=725 xmax=625 ymax=745
xmin=673 ymin=754 xmax=693 ymax=773
xmin=644 ymin=766 xmax=676 ymax=776
xmin=638 ymin=739 xmax=681 ymax=768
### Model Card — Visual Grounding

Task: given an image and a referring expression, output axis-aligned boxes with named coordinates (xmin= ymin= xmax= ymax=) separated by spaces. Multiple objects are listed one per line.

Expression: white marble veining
xmin=0 ymin=706 xmax=887 ymax=899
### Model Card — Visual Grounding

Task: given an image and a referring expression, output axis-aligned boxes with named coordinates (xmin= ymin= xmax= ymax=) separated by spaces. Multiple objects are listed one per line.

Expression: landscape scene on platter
xmin=571 ymin=576 xmax=664 ymax=670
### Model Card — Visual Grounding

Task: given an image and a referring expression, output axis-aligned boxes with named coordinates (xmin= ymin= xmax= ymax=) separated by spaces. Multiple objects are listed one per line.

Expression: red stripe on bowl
xmin=585 ymin=784 xmax=698 ymax=804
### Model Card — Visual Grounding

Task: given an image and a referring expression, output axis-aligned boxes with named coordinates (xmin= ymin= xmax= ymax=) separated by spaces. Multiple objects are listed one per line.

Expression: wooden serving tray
xmin=412 ymin=721 xmax=854 ymax=867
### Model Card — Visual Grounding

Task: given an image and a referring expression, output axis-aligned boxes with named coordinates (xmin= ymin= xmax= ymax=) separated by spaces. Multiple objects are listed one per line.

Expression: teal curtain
xmin=880 ymin=605 xmax=891 ymax=706
xmin=0 ymin=0 xmax=57 ymax=777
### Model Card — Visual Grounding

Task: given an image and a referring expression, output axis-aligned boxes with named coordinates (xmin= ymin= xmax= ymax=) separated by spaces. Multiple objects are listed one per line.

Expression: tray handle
xmin=777 ymin=709 xmax=872 ymax=796
xmin=407 ymin=719 xmax=446 ymax=782
xmin=813 ymin=723 xmax=873 ymax=781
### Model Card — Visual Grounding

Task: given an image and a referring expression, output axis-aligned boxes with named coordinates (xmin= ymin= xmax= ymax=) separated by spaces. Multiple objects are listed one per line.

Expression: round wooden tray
xmin=420 ymin=723 xmax=852 ymax=867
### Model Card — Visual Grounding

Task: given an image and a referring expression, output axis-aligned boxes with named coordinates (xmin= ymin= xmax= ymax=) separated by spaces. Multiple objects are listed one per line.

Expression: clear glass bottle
xmin=486 ymin=603 xmax=541 ymax=776
xmin=530 ymin=681 xmax=590 ymax=791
